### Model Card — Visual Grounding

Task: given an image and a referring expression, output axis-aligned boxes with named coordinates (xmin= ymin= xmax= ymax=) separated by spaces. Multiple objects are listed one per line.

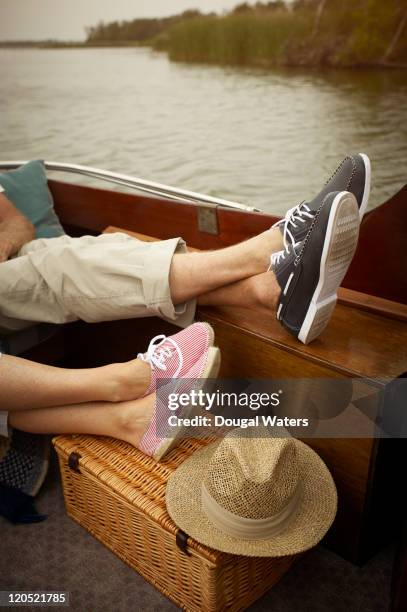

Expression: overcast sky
xmin=0 ymin=0 xmax=251 ymax=41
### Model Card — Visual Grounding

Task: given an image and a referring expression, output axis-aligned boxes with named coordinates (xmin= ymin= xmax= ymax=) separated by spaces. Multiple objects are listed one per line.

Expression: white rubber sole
xmin=153 ymin=346 xmax=221 ymax=461
xmin=358 ymin=153 xmax=371 ymax=220
xmin=297 ymin=191 xmax=360 ymax=345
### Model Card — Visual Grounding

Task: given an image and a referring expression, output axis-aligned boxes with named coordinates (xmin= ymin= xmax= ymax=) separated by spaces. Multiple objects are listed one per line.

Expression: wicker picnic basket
xmin=53 ymin=434 xmax=298 ymax=612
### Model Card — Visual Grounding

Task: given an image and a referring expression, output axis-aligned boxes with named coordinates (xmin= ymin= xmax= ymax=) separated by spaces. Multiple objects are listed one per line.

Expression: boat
xmin=1 ymin=160 xmax=406 ymax=610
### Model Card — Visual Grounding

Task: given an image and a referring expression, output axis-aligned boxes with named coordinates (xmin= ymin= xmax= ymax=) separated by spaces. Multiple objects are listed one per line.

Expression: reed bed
xmin=161 ymin=2 xmax=407 ymax=68
xmin=166 ymin=13 xmax=304 ymax=67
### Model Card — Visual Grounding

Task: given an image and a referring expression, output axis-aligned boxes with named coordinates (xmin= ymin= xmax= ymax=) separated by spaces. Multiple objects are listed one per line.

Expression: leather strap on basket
xmin=176 ymin=529 xmax=191 ymax=556
xmin=68 ymin=452 xmax=81 ymax=473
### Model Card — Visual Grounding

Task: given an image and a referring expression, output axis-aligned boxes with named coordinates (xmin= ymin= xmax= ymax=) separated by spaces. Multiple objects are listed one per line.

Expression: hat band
xmin=201 ymin=483 xmax=301 ymax=540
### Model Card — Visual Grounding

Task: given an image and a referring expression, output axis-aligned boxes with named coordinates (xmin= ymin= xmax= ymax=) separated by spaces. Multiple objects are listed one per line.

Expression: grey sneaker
xmin=270 ymin=191 xmax=360 ymax=344
xmin=274 ymin=154 xmax=370 ymax=250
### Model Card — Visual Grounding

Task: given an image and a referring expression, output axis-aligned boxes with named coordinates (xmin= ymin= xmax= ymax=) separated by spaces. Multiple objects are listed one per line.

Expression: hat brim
xmin=166 ymin=438 xmax=337 ymax=557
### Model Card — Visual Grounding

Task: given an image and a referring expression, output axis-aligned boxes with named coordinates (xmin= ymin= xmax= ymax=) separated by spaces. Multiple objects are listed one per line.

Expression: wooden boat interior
xmin=4 ymin=163 xmax=407 ymax=570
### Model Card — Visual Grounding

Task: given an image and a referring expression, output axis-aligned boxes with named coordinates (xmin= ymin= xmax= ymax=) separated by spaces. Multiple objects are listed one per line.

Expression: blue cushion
xmin=0 ymin=160 xmax=65 ymax=239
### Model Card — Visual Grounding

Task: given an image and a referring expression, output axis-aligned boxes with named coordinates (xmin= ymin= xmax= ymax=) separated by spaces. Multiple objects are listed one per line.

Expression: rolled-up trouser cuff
xmin=0 ymin=233 xmax=196 ymax=331
xmin=141 ymin=237 xmax=196 ymax=328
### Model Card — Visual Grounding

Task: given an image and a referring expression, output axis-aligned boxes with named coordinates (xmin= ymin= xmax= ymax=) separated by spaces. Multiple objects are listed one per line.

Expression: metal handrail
xmin=0 ymin=161 xmax=259 ymax=212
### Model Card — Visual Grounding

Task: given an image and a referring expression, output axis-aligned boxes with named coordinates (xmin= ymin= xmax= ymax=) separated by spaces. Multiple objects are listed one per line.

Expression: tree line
xmin=85 ymin=0 xmax=407 ymax=67
xmin=85 ymin=10 xmax=205 ymax=44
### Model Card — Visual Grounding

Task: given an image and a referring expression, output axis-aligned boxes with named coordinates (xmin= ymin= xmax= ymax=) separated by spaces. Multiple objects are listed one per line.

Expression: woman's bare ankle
xmin=103 ymin=359 xmax=151 ymax=403
xmin=115 ymin=394 xmax=155 ymax=446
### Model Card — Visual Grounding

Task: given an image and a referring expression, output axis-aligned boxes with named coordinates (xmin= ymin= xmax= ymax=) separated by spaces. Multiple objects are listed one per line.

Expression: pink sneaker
xmin=138 ymin=322 xmax=214 ymax=396
xmin=138 ymin=344 xmax=221 ymax=461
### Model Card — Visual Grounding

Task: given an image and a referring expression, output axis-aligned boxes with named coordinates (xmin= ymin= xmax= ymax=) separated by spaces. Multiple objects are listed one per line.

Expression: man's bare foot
xmin=264 ymin=225 xmax=285 ymax=258
xmin=249 ymin=226 xmax=285 ymax=271
xmin=198 ymin=270 xmax=281 ymax=313
xmin=248 ymin=271 xmax=282 ymax=313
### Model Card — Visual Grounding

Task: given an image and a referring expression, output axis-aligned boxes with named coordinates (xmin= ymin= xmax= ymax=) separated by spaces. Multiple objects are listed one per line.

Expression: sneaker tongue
xmin=295 ymin=201 xmax=314 ymax=220
xmin=275 ymin=201 xmax=312 ymax=241
xmin=141 ymin=337 xmax=174 ymax=368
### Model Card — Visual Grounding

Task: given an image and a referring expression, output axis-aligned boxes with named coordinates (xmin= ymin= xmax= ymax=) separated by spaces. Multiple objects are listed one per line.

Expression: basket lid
xmin=53 ymin=434 xmax=222 ymax=562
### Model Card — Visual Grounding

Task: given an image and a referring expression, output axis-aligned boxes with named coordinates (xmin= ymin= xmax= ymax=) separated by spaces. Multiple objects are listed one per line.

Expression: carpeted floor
xmin=1 ymin=450 xmax=393 ymax=612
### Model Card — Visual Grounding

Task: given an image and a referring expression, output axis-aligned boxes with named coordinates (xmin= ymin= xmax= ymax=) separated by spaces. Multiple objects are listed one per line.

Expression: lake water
xmin=0 ymin=47 xmax=406 ymax=214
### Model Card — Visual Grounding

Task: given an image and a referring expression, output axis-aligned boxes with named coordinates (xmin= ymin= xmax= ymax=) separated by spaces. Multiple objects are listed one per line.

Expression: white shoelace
xmin=137 ymin=334 xmax=183 ymax=378
xmin=269 ymin=249 xmax=288 ymax=268
xmin=269 ymin=202 xmax=314 ymax=270
xmin=273 ymin=202 xmax=314 ymax=248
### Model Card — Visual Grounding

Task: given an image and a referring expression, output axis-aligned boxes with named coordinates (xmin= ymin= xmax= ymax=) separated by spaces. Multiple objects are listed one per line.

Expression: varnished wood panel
xmin=50 ymin=180 xmax=276 ymax=251
xmin=200 ymin=305 xmax=407 ymax=380
xmin=344 ymin=184 xmax=407 ymax=304
xmin=337 ymin=288 xmax=407 ymax=322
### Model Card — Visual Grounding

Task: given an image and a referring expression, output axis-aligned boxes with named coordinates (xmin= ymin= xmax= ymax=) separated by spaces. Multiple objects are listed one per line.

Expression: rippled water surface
xmin=1 ymin=48 xmax=406 ymax=214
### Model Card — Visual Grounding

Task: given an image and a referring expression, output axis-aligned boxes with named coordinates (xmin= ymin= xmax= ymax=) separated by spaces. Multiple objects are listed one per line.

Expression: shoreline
xmin=1 ymin=42 xmax=406 ymax=70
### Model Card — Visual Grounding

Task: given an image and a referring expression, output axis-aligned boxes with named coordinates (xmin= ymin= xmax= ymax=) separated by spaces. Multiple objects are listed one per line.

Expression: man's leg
xmin=169 ymin=228 xmax=283 ymax=303
xmin=0 ymin=230 xmax=283 ymax=333
xmin=198 ymin=271 xmax=279 ymax=312
xmin=0 ymin=232 xmax=193 ymax=331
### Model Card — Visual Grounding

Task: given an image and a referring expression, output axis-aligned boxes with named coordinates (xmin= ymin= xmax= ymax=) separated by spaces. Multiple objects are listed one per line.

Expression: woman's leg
xmin=8 ymin=393 xmax=155 ymax=448
xmin=0 ymin=354 xmax=151 ymax=411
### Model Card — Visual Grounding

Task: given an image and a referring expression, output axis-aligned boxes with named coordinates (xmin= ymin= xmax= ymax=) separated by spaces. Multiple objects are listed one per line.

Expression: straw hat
xmin=166 ymin=427 xmax=337 ymax=556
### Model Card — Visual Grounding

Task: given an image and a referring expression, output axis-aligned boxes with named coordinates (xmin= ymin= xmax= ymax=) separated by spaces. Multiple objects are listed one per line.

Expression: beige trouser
xmin=0 ymin=232 xmax=196 ymax=334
